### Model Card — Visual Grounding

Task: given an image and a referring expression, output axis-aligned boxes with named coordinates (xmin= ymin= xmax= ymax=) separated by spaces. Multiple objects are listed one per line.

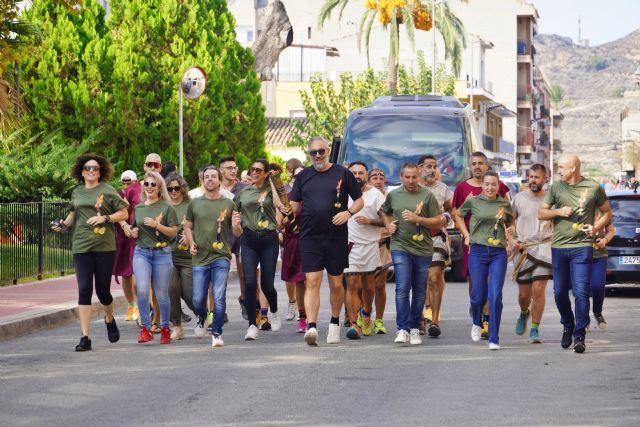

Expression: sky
xmin=532 ymin=0 xmax=640 ymax=46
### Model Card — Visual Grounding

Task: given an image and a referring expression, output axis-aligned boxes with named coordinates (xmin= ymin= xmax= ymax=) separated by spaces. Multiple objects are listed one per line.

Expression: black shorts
xmin=299 ymin=237 xmax=349 ymax=276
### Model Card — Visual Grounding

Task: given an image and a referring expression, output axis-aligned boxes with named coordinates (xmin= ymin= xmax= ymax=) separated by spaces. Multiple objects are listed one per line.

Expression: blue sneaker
xmin=346 ymin=325 xmax=361 ymax=340
xmin=529 ymin=328 xmax=542 ymax=343
xmin=515 ymin=311 xmax=529 ymax=336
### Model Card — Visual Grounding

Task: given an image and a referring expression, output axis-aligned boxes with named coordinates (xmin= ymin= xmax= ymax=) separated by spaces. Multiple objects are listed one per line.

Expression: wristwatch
xmin=104 ymin=215 xmax=110 ymax=223
xmin=347 ymin=208 xmax=355 ymax=216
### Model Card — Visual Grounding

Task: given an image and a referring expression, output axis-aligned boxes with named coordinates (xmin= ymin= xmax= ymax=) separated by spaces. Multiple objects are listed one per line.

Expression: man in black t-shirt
xmin=290 ymin=136 xmax=364 ymax=346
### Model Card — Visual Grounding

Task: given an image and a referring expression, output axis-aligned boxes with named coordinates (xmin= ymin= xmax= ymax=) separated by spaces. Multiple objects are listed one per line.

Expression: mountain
xmin=535 ymin=30 xmax=640 ymax=174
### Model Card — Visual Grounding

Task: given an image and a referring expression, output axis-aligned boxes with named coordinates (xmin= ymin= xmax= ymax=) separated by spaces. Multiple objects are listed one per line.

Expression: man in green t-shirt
xmin=539 ymin=154 xmax=611 ymax=353
xmin=381 ymin=163 xmax=447 ymax=346
xmin=184 ymin=166 xmax=242 ymax=348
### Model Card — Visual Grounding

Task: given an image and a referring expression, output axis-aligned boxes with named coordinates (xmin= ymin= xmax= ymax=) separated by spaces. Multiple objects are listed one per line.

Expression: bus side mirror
xmin=330 ymin=136 xmax=342 ymax=163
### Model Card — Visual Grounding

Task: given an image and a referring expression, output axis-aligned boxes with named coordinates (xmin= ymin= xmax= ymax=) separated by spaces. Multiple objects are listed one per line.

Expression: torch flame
xmin=496 ymin=207 xmax=504 ymax=219
xmin=258 ymin=192 xmax=267 ymax=203
xmin=336 ymin=179 xmax=342 ymax=190
xmin=217 ymin=208 xmax=228 ymax=222
xmin=415 ymin=201 xmax=424 ymax=214
xmin=95 ymin=194 xmax=104 ymax=210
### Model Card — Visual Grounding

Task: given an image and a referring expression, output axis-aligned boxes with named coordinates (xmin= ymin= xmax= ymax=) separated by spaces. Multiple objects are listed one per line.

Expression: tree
xmin=103 ymin=0 xmax=266 ymax=179
xmin=252 ymin=0 xmax=293 ymax=81
xmin=318 ymin=0 xmax=466 ymax=95
xmin=549 ymin=84 xmax=568 ymax=110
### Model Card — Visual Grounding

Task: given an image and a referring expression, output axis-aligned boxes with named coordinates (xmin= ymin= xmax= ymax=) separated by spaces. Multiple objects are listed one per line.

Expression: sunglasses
xmin=309 ymin=148 xmax=326 ymax=157
xmin=250 ymin=167 xmax=265 ymax=174
xmin=143 ymin=181 xmax=158 ymax=187
xmin=121 ymin=179 xmax=132 ymax=184
xmin=145 ymin=161 xmax=161 ymax=169
xmin=84 ymin=165 xmax=100 ymax=172
xmin=167 ymin=185 xmax=181 ymax=192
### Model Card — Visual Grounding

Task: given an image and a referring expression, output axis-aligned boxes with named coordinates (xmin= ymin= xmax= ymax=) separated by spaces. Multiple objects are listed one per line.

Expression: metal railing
xmin=0 ymin=195 xmax=73 ymax=284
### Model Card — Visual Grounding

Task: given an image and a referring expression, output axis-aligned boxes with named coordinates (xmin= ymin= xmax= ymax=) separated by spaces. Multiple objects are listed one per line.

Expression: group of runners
xmin=55 ymin=136 xmax=612 ymax=354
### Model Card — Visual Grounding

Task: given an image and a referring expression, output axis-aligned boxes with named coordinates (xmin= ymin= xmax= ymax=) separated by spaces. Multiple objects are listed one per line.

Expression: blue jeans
xmin=132 ymin=247 xmax=173 ymax=329
xmin=468 ymin=245 xmax=507 ymax=345
xmin=590 ymin=256 xmax=606 ymax=316
xmin=193 ymin=258 xmax=230 ymax=335
xmin=391 ymin=250 xmax=431 ymax=332
xmin=551 ymin=246 xmax=593 ymax=340
xmin=241 ymin=230 xmax=279 ymax=326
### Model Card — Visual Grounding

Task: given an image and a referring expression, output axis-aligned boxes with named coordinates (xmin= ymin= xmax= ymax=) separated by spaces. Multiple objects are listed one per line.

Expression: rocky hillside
xmin=535 ymin=31 xmax=640 ymax=174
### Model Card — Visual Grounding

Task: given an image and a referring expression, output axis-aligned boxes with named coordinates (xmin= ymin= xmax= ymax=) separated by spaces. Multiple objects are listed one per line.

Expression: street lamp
xmin=430 ymin=0 xmax=446 ymax=95
xmin=179 ymin=67 xmax=207 ymax=176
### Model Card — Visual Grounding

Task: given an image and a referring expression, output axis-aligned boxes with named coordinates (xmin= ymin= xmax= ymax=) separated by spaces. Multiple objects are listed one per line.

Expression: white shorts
xmin=344 ymin=242 xmax=381 ymax=274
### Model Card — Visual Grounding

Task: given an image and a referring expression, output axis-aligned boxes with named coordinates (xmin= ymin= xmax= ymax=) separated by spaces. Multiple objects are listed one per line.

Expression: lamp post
xmin=178 ymin=67 xmax=207 ymax=176
xmin=430 ymin=0 xmax=446 ymax=95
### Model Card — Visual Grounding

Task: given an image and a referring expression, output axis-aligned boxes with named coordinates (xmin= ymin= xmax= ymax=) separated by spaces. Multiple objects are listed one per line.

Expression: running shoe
xmin=529 ymin=328 xmax=542 ymax=343
xmin=346 ymin=325 xmax=361 ymax=340
xmin=138 ymin=327 xmax=154 ymax=343
xmin=361 ymin=316 xmax=373 ymax=336
xmin=270 ymin=311 xmax=282 ymax=331
xmin=160 ymin=327 xmax=171 ymax=344
xmin=561 ymin=328 xmax=573 ymax=349
xmin=428 ymin=323 xmax=441 ymax=338
xmin=125 ymin=306 xmax=134 ymax=321
xmin=595 ymin=313 xmax=607 ymax=330
xmin=471 ymin=324 xmax=482 ymax=342
xmin=374 ymin=319 xmax=387 ymax=334
xmin=105 ymin=317 xmax=120 ymax=343
xmin=132 ymin=305 xmax=140 ymax=321
xmin=206 ymin=311 xmax=213 ymax=330
xmin=171 ymin=326 xmax=185 ymax=341
xmin=488 ymin=342 xmax=500 ymax=350
xmin=239 ymin=297 xmax=248 ymax=320
xmin=245 ymin=324 xmax=259 ymax=340
xmin=211 ymin=334 xmax=224 ymax=348
xmin=515 ymin=311 xmax=529 ymax=336
xmin=75 ymin=336 xmax=92 ymax=352
xmin=409 ymin=328 xmax=422 ymax=345
xmin=259 ymin=317 xmax=272 ymax=331
xmin=304 ymin=327 xmax=318 ymax=346
xmin=423 ymin=307 xmax=433 ymax=324
xmin=327 ymin=323 xmax=341 ymax=344
xmin=194 ymin=318 xmax=205 ymax=338
xmin=296 ymin=317 xmax=308 ymax=333
xmin=286 ymin=302 xmax=296 ymax=321
xmin=356 ymin=308 xmax=364 ymax=329
xmin=481 ymin=320 xmax=489 ymax=340
xmin=394 ymin=330 xmax=409 ymax=343
xmin=573 ymin=337 xmax=586 ymax=353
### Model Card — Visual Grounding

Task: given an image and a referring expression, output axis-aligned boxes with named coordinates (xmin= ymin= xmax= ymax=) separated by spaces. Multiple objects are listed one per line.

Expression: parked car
xmin=605 ymin=189 xmax=640 ymax=286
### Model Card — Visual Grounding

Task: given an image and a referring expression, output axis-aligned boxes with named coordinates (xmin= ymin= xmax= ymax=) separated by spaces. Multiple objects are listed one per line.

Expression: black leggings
xmin=241 ymin=229 xmax=279 ymax=326
xmin=74 ymin=251 xmax=115 ymax=306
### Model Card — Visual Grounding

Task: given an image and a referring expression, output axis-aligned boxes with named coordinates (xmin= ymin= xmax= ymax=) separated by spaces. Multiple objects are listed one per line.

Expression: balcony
xmin=517 ymin=128 xmax=534 ymax=153
xmin=517 ymin=86 xmax=533 ymax=109
xmin=533 ymin=66 xmax=543 ymax=81
xmin=517 ymin=40 xmax=532 ymax=63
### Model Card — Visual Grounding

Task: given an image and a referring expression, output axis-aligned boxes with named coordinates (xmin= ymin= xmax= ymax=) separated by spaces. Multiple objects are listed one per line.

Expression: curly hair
xmin=165 ymin=172 xmax=190 ymax=200
xmin=71 ymin=153 xmax=113 ymax=183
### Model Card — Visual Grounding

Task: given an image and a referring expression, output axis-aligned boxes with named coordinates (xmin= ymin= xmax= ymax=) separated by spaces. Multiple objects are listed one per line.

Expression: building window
xmin=236 ymin=26 xmax=254 ymax=44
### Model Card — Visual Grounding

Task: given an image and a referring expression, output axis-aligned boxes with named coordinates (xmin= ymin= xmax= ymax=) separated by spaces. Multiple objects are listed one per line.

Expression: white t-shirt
xmin=188 ymin=186 xmax=234 ymax=200
xmin=512 ymin=190 xmax=552 ymax=263
xmin=347 ymin=187 xmax=386 ymax=244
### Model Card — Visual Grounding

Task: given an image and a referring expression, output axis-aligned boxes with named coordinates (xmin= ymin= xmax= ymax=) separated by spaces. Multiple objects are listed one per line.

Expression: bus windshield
xmin=338 ymin=114 xmax=469 ymax=186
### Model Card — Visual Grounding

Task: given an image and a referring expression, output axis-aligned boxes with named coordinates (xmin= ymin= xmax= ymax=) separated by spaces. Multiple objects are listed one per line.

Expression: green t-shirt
xmin=543 ymin=178 xmax=608 ymax=248
xmin=234 ymin=184 xmax=277 ymax=232
xmin=458 ymin=194 xmax=514 ymax=248
xmin=132 ymin=200 xmax=179 ymax=249
xmin=171 ymin=198 xmax=192 ymax=267
xmin=186 ymin=196 xmax=237 ymax=266
xmin=69 ymin=182 xmax=129 ymax=254
xmin=381 ymin=186 xmax=440 ymax=257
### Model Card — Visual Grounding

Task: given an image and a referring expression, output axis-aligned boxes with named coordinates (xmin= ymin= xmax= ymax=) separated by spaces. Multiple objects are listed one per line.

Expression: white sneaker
xmin=270 ymin=311 xmax=282 ymax=331
xmin=194 ymin=319 xmax=205 ymax=338
xmin=394 ymin=330 xmax=409 ymax=343
xmin=327 ymin=323 xmax=341 ymax=344
xmin=211 ymin=334 xmax=224 ymax=347
xmin=471 ymin=324 xmax=482 ymax=342
xmin=286 ymin=302 xmax=296 ymax=321
xmin=489 ymin=342 xmax=500 ymax=350
xmin=244 ymin=324 xmax=259 ymax=340
xmin=409 ymin=328 xmax=422 ymax=345
xmin=170 ymin=326 xmax=184 ymax=340
xmin=304 ymin=327 xmax=318 ymax=346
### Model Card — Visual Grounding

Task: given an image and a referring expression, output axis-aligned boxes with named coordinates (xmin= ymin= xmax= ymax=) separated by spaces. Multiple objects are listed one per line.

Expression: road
xmin=1 ymin=275 xmax=639 ymax=426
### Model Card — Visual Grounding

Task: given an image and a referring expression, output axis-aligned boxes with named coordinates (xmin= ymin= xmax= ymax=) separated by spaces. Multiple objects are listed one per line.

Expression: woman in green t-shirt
xmin=53 ymin=154 xmax=129 ymax=352
xmin=455 ymin=171 xmax=514 ymax=350
xmin=165 ymin=172 xmax=196 ymax=340
xmin=126 ymin=171 xmax=179 ymax=344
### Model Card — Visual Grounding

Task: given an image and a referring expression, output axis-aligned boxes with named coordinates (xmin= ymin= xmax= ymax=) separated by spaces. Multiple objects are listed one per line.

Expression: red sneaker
xmin=138 ymin=327 xmax=154 ymax=343
xmin=160 ymin=327 xmax=171 ymax=344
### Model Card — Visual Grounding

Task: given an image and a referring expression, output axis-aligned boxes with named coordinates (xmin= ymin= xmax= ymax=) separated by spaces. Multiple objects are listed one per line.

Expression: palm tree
xmin=549 ymin=84 xmax=566 ymax=110
xmin=318 ymin=0 xmax=466 ymax=95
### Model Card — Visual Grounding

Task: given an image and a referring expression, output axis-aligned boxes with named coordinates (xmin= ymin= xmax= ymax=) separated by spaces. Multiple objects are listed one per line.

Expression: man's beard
xmin=356 ymin=178 xmax=365 ymax=189
xmin=530 ymin=183 xmax=541 ymax=193
xmin=421 ymin=172 xmax=435 ymax=183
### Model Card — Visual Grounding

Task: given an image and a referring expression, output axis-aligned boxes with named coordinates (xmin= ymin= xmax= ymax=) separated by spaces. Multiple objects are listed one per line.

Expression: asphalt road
xmin=1 ymin=274 xmax=639 ymax=426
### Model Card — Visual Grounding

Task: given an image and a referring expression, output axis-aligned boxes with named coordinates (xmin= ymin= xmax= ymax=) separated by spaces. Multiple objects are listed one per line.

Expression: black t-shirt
xmin=290 ymin=164 xmax=363 ymax=239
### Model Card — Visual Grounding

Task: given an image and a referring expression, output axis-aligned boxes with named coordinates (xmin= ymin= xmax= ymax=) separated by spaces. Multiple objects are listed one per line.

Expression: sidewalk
xmin=0 ymin=263 xmax=240 ymax=342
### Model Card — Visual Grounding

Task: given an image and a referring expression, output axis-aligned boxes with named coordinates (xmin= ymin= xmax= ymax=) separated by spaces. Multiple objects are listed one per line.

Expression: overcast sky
xmin=532 ymin=0 xmax=640 ymax=46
